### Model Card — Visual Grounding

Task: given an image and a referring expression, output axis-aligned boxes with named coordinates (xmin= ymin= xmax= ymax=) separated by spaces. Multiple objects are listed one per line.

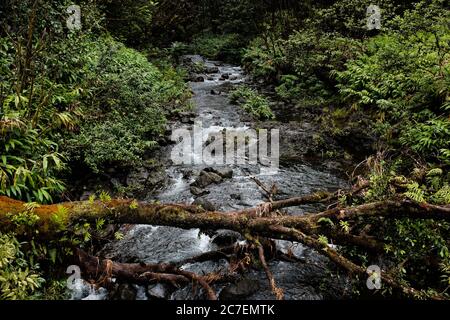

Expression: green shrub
xmin=65 ymin=38 xmax=189 ymax=173
xmin=400 ymin=119 xmax=450 ymax=164
xmin=0 ymin=232 xmax=44 ymax=300
xmin=243 ymin=27 xmax=360 ymax=104
xmin=335 ymin=7 xmax=450 ymax=162
xmin=190 ymin=33 xmax=243 ymax=62
xmin=280 ymin=30 xmax=360 ymax=101
xmin=0 ymin=124 xmax=66 ymax=202
xmin=242 ymin=37 xmax=281 ymax=80
xmin=230 ymin=86 xmax=274 ymax=120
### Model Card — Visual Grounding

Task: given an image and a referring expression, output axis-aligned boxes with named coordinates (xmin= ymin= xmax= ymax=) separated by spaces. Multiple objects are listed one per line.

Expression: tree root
xmin=257 ymin=244 xmax=284 ymax=300
xmin=74 ymin=249 xmax=219 ymax=300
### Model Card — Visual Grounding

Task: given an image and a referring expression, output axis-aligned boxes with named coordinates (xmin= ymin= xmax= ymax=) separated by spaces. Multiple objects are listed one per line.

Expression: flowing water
xmin=72 ymin=56 xmax=352 ymax=300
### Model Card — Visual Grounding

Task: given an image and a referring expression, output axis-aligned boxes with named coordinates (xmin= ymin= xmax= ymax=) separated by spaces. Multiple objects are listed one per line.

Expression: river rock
xmin=191 ymin=75 xmax=205 ymax=82
xmin=193 ymin=198 xmax=216 ymax=211
xmin=125 ymin=167 xmax=168 ymax=196
xmin=212 ymin=230 xmax=243 ymax=247
xmin=191 ymin=170 xmax=223 ymax=189
xmin=219 ymin=279 xmax=260 ymax=300
xmin=177 ymin=111 xmax=195 ymax=124
xmin=190 ymin=186 xmax=210 ymax=196
xmin=181 ymin=169 xmax=195 ymax=180
xmin=111 ymin=283 xmax=137 ymax=300
xmin=204 ymin=167 xmax=233 ymax=179
xmin=230 ymin=193 xmax=241 ymax=200
xmin=205 ymin=66 xmax=219 ymax=74
xmin=147 ymin=283 xmax=168 ymax=300
xmin=126 ymin=167 xmax=149 ymax=186
xmin=220 ymin=73 xmax=230 ymax=80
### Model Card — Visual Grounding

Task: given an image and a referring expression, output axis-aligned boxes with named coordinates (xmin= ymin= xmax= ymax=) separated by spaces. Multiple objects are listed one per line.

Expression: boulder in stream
xmin=205 ymin=66 xmax=219 ymax=74
xmin=191 ymin=75 xmax=205 ymax=82
xmin=193 ymin=198 xmax=216 ymax=211
xmin=219 ymin=279 xmax=260 ymax=300
xmin=212 ymin=230 xmax=243 ymax=247
xmin=190 ymin=170 xmax=223 ymax=189
xmin=190 ymin=186 xmax=210 ymax=197
xmin=204 ymin=167 xmax=233 ymax=179
xmin=147 ymin=283 xmax=169 ymax=300
xmin=110 ymin=283 xmax=137 ymax=300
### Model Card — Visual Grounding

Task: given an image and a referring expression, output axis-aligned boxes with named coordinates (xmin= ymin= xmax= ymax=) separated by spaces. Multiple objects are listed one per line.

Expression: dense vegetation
xmin=0 ymin=0 xmax=449 ymax=300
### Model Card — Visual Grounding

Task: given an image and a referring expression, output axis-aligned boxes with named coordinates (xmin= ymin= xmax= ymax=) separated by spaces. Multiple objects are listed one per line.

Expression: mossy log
xmin=0 ymin=195 xmax=449 ymax=300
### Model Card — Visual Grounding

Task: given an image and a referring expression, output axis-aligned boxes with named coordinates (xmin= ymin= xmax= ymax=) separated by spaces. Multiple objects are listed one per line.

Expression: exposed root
xmin=257 ymin=244 xmax=284 ymax=300
xmin=74 ymin=249 xmax=218 ymax=300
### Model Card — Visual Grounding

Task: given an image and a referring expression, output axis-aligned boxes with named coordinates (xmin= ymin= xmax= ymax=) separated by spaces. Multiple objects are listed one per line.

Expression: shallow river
xmin=72 ymin=56 xmax=351 ymax=300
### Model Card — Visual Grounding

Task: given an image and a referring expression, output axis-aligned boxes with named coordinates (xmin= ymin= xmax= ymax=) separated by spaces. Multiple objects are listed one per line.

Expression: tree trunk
xmin=1 ymin=195 xmax=448 ymax=300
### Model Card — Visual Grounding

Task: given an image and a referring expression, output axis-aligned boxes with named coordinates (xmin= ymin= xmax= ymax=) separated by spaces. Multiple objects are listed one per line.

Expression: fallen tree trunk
xmin=0 ymin=195 xmax=448 ymax=300
xmin=1 ymin=196 xmax=448 ymax=239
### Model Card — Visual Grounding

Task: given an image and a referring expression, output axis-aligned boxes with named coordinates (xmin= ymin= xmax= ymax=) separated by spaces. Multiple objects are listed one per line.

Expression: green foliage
xmin=279 ymin=31 xmax=360 ymax=102
xmin=318 ymin=235 xmax=329 ymax=247
xmin=400 ymin=119 xmax=450 ymax=164
xmin=385 ymin=218 xmax=450 ymax=269
xmin=335 ymin=6 xmax=450 ymax=162
xmin=242 ymin=37 xmax=281 ymax=80
xmin=102 ymin=0 xmax=156 ymax=46
xmin=65 ymin=38 xmax=189 ymax=173
xmin=129 ymin=199 xmax=139 ymax=210
xmin=404 ymin=182 xmax=427 ymax=203
xmin=0 ymin=233 xmax=44 ymax=300
xmin=189 ymin=33 xmax=244 ymax=62
xmin=230 ymin=86 xmax=275 ymax=120
xmin=0 ymin=0 xmax=109 ymax=203
xmin=0 ymin=125 xmax=66 ymax=202
xmin=114 ymin=231 xmax=125 ymax=241
xmin=432 ymin=184 xmax=450 ymax=205
xmin=242 ymin=18 xmax=360 ymax=105
xmin=99 ymin=190 xmax=111 ymax=202
xmin=339 ymin=221 xmax=351 ymax=234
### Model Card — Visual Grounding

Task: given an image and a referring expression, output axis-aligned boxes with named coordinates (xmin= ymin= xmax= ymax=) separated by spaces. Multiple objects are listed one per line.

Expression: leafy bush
xmin=0 ymin=123 xmax=66 ymax=202
xmin=335 ymin=6 xmax=450 ymax=162
xmin=190 ymin=33 xmax=244 ymax=62
xmin=242 ymin=37 xmax=282 ymax=80
xmin=400 ymin=119 xmax=450 ymax=164
xmin=0 ymin=2 xmax=91 ymax=202
xmin=243 ymin=27 xmax=360 ymax=104
xmin=230 ymin=86 xmax=275 ymax=120
xmin=0 ymin=233 xmax=44 ymax=300
xmin=65 ymin=38 xmax=189 ymax=173
xmin=279 ymin=31 xmax=360 ymax=101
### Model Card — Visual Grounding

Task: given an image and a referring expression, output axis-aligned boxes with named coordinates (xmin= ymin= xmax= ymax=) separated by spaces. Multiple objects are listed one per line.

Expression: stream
xmin=71 ymin=56 xmax=352 ymax=300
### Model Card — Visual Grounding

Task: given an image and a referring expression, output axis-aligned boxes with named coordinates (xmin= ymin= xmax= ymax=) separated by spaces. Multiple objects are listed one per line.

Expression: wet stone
xmin=204 ymin=167 xmax=233 ymax=179
xmin=190 ymin=186 xmax=209 ymax=196
xmin=205 ymin=66 xmax=219 ymax=74
xmin=191 ymin=170 xmax=223 ymax=189
xmin=219 ymin=279 xmax=260 ymax=300
xmin=111 ymin=283 xmax=137 ymax=301
xmin=192 ymin=75 xmax=205 ymax=82
xmin=193 ymin=198 xmax=216 ymax=211
xmin=147 ymin=283 xmax=169 ymax=300
xmin=212 ymin=229 xmax=243 ymax=247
